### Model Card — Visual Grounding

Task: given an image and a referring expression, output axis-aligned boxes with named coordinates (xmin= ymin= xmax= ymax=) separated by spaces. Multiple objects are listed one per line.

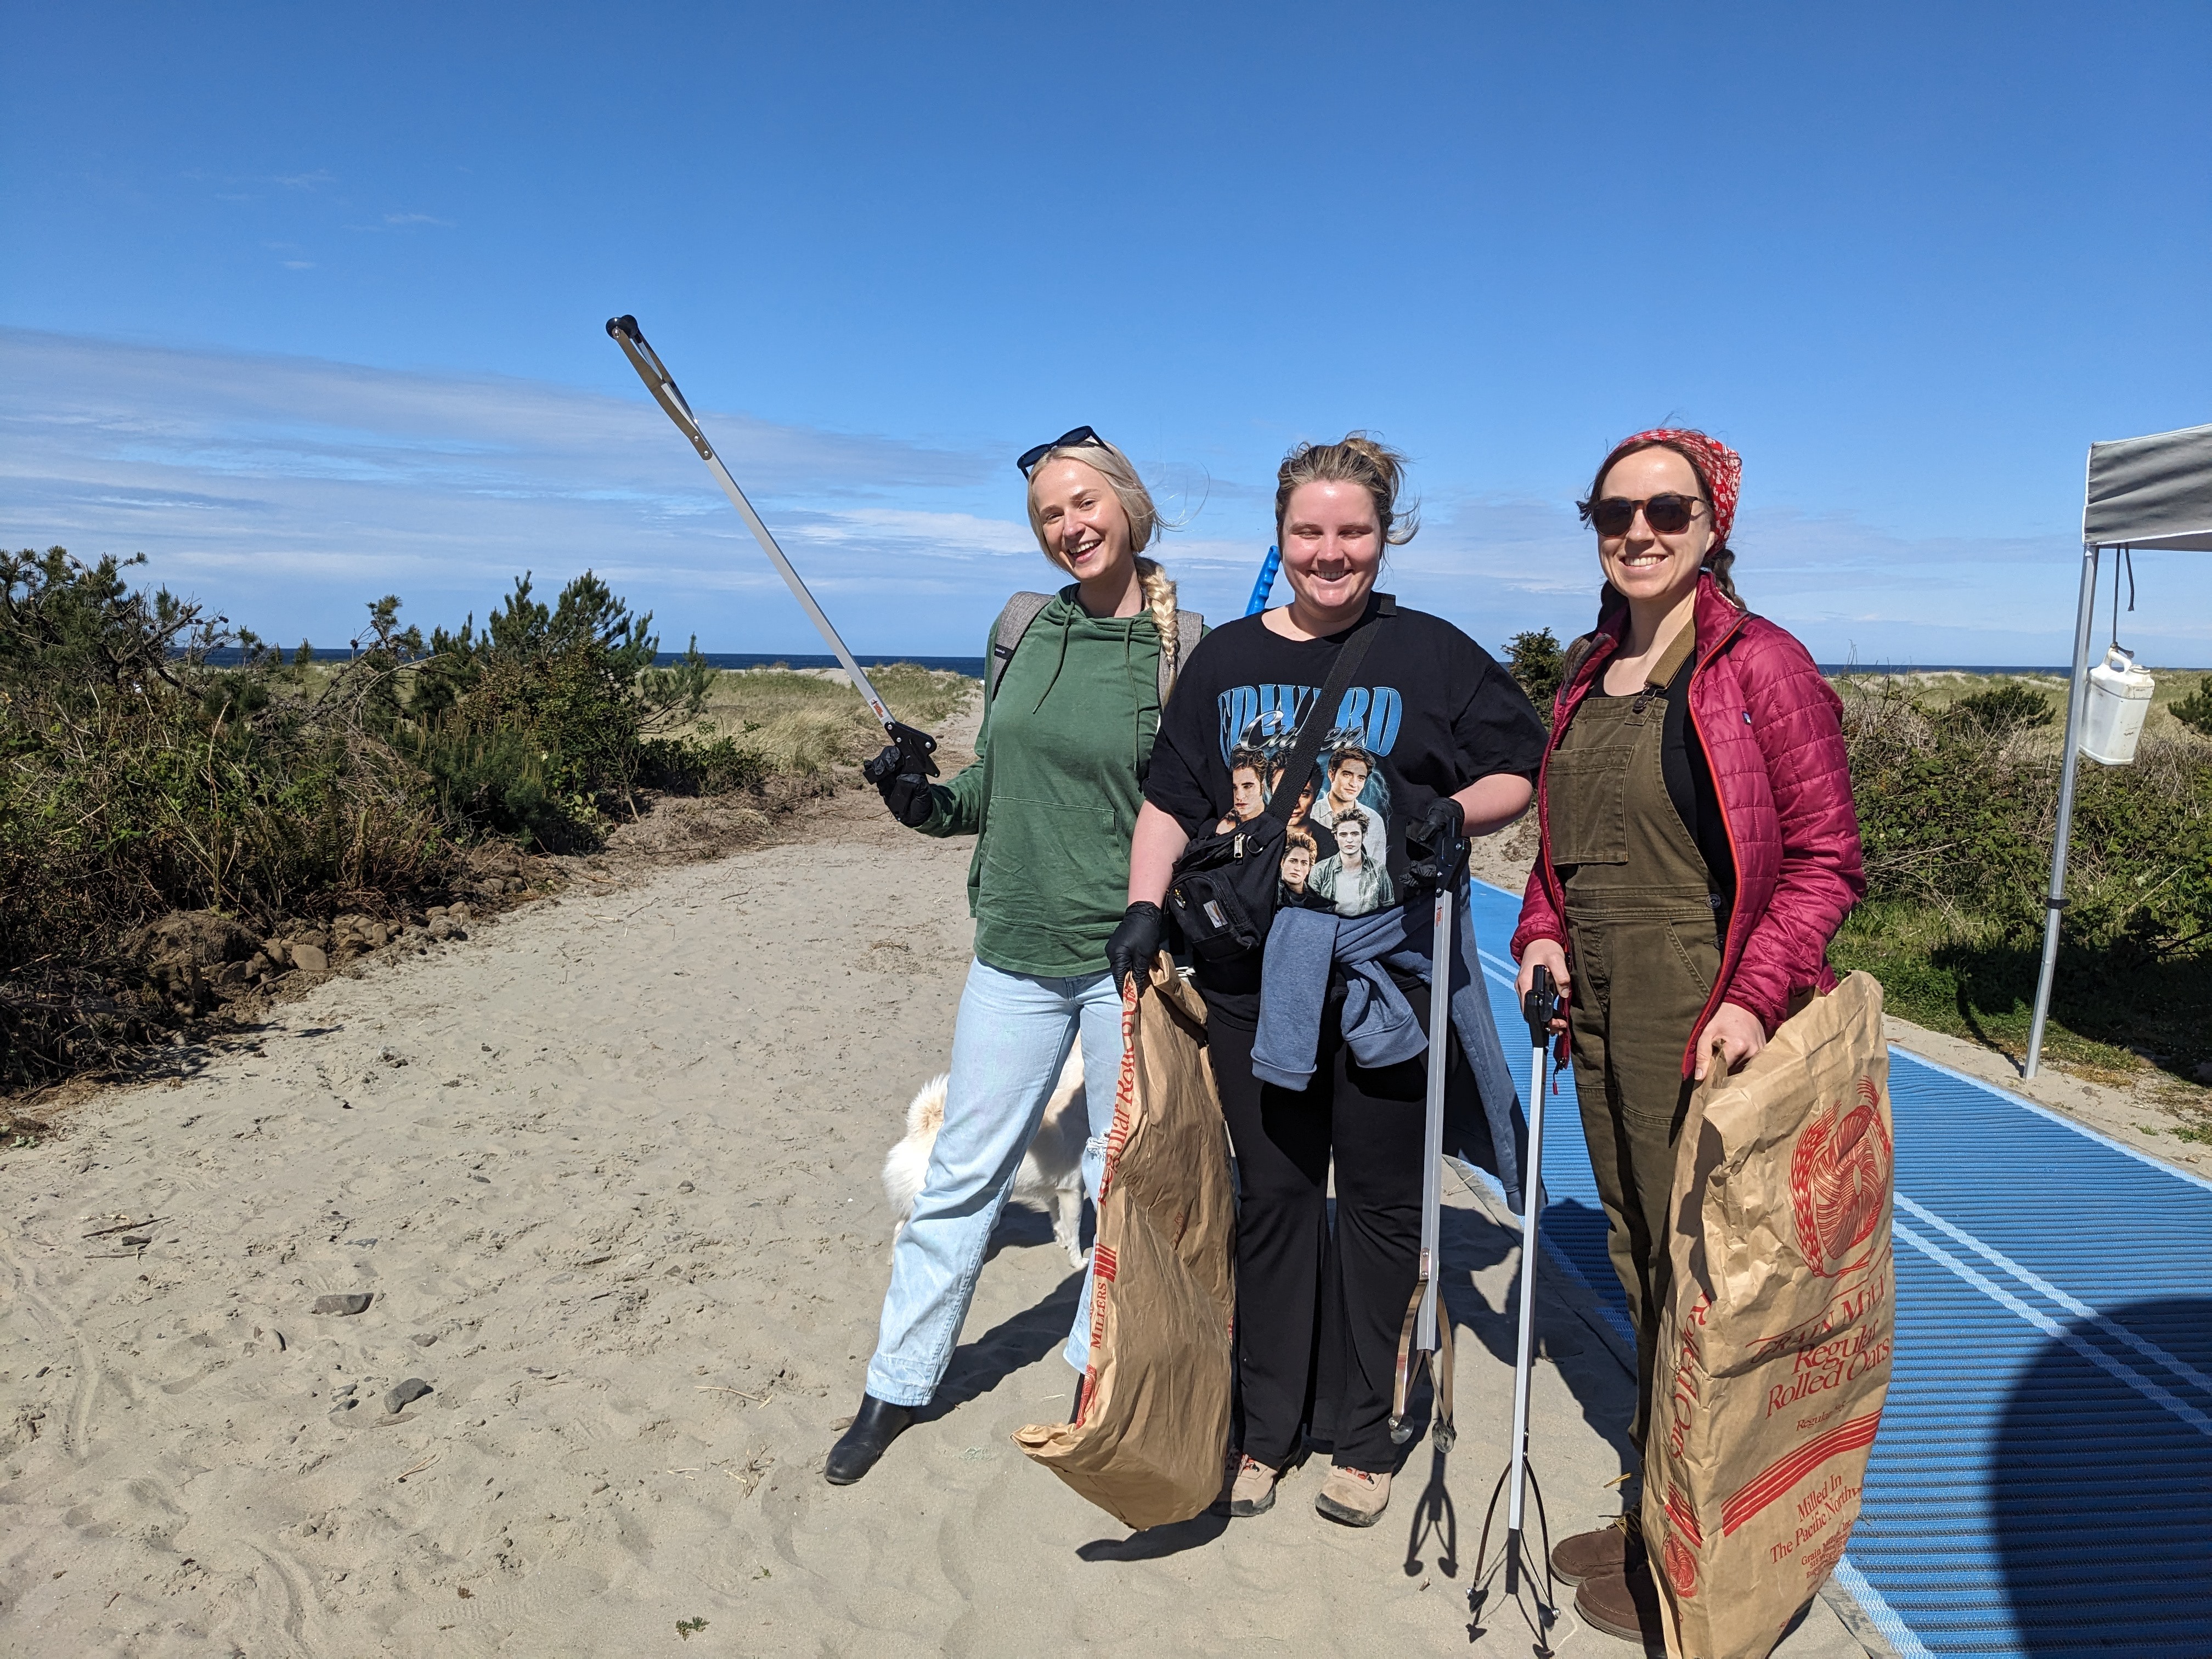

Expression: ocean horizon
xmin=196 ymin=646 xmax=2100 ymax=680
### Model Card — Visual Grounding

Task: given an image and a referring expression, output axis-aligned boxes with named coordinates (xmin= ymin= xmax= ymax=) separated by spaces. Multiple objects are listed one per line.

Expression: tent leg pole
xmin=2025 ymin=543 xmax=2098 ymax=1079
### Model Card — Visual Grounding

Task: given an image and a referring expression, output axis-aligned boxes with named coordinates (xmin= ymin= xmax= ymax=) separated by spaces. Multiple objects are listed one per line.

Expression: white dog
xmin=883 ymin=1049 xmax=1090 ymax=1267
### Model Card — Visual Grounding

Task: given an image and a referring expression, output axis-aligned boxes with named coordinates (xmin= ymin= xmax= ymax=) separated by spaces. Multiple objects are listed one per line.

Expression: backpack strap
xmin=1160 ymin=610 xmax=1205 ymax=707
xmin=986 ymin=592 xmax=1054 ymax=707
xmin=992 ymin=594 xmax=1207 ymax=712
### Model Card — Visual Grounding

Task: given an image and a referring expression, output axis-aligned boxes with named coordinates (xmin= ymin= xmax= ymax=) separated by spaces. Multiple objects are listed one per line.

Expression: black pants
xmin=1206 ymin=995 xmax=1428 ymax=1472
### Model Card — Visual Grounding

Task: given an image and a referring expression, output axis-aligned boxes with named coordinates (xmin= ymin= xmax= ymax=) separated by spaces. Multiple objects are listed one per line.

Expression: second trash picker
xmin=1388 ymin=798 xmax=1477 ymax=1455
xmin=603 ymin=314 xmax=940 ymax=788
xmin=1469 ymin=963 xmax=1565 ymax=1650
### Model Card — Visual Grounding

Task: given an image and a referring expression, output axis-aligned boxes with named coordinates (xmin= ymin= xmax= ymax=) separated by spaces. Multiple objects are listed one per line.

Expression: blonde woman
xmin=827 ymin=427 xmax=1201 ymax=1485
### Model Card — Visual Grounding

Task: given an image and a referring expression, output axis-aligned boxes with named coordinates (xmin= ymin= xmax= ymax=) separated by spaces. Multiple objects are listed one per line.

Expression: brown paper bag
xmin=1012 ymin=956 xmax=1235 ymax=1531
xmin=1641 ymin=971 xmax=1895 ymax=1659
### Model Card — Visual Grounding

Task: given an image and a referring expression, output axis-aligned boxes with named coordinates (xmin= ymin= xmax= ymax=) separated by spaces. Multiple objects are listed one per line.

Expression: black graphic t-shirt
xmin=1144 ymin=597 xmax=1545 ymax=1018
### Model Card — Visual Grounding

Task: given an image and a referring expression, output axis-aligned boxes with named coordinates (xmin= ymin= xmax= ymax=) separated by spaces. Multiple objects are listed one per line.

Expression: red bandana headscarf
xmin=1612 ymin=428 xmax=1742 ymax=547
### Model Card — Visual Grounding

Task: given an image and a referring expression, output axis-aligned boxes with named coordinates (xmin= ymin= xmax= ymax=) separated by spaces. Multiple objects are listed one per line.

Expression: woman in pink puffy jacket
xmin=1510 ymin=428 xmax=1864 ymax=1646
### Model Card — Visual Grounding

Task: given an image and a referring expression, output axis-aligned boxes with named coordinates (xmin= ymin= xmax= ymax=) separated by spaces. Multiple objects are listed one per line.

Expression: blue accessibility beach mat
xmin=1460 ymin=876 xmax=2212 ymax=1659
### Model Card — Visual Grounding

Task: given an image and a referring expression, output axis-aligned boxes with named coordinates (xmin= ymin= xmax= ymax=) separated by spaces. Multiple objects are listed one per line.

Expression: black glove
xmin=1105 ymin=902 xmax=1163 ymax=996
xmin=862 ymin=720 xmax=941 ymax=829
xmin=1405 ymin=796 xmax=1469 ymax=888
xmin=866 ymin=748 xmax=939 ymax=827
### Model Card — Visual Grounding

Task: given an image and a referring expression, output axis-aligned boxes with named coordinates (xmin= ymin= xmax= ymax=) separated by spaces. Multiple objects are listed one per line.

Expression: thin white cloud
xmin=0 ymin=328 xmax=1028 ymax=646
xmin=3 ymin=328 xmax=2204 ymax=661
xmin=778 ymin=506 xmax=1041 ymax=558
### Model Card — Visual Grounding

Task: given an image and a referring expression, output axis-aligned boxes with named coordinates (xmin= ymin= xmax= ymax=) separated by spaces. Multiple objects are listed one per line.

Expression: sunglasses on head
xmin=1584 ymin=493 xmax=1706 ymax=537
xmin=1017 ymin=425 xmax=1107 ymax=478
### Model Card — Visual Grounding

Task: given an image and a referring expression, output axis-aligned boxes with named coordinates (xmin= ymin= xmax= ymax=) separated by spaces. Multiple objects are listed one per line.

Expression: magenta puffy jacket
xmin=1512 ymin=573 xmax=1866 ymax=1076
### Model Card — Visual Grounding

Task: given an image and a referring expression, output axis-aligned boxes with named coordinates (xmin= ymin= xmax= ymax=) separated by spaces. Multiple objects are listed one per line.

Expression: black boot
xmin=824 ymin=1395 xmax=916 ymax=1485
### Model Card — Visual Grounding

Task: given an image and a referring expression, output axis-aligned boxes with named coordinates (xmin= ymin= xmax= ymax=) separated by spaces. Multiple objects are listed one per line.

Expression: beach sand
xmin=1 ymin=718 xmax=1881 ymax=1657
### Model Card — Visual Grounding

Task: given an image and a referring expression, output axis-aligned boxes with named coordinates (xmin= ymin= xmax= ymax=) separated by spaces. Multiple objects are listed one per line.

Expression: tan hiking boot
xmin=1228 ymin=1455 xmax=1278 ymax=1518
xmin=1550 ymin=1512 xmax=1641 ymax=1585
xmin=1313 ymin=1465 xmax=1391 ymax=1527
xmin=1575 ymin=1559 xmax=1667 ymax=1652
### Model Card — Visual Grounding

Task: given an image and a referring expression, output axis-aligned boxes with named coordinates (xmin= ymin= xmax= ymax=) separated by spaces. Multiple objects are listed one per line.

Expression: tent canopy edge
xmin=2084 ymin=421 xmax=2212 ymax=549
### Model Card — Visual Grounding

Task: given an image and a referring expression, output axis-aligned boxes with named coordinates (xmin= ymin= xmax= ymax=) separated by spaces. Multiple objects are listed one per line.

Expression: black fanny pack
xmin=1165 ymin=599 xmax=1390 ymax=962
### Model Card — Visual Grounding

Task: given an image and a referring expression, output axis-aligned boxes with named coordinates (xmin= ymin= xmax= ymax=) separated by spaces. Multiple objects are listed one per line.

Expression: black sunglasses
xmin=1017 ymin=425 xmax=1107 ymax=478
xmin=1583 ymin=493 xmax=1707 ymax=537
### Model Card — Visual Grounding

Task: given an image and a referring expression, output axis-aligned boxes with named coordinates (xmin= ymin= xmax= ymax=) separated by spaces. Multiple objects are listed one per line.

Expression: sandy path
xmin=0 ymin=771 xmax=1876 ymax=1657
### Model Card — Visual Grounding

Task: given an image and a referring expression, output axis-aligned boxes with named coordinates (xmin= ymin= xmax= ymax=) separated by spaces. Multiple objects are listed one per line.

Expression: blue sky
xmin=4 ymin=1 xmax=2210 ymax=664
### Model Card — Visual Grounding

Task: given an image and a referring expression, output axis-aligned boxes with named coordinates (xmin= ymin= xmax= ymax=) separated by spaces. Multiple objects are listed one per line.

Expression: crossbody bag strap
xmin=1259 ymin=594 xmax=1393 ymax=830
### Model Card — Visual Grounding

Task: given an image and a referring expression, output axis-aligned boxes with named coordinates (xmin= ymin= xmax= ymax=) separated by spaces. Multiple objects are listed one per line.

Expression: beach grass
xmin=1830 ymin=665 xmax=2212 ymax=742
xmin=685 ymin=664 xmax=973 ymax=777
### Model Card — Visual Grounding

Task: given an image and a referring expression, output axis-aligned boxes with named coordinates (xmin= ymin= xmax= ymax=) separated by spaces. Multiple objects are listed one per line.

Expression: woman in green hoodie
xmin=825 ymin=430 xmax=1199 ymax=1486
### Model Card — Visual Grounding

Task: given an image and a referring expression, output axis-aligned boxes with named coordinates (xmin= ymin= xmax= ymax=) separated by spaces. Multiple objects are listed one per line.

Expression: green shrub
xmin=1 ymin=548 xmax=454 ymax=1085
xmin=1505 ymin=627 xmax=1566 ymax=716
xmin=396 ymin=572 xmax=718 ymax=846
xmin=2 ymin=545 xmax=967 ymax=1092
xmin=1836 ymin=675 xmax=2211 ymax=1076
xmin=1843 ymin=677 xmax=2210 ymax=961
xmin=2172 ymin=674 xmax=2212 ymax=738
xmin=1945 ymin=680 xmax=2053 ymax=735
xmin=640 ymin=735 xmax=767 ymax=796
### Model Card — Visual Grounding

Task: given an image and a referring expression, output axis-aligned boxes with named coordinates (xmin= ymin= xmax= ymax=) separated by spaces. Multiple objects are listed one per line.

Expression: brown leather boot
xmin=1574 ymin=1556 xmax=1666 ymax=1652
xmin=1550 ymin=1512 xmax=1642 ymax=1585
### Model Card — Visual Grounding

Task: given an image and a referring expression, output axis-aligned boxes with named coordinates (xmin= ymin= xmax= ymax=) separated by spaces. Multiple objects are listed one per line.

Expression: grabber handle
xmin=1523 ymin=964 xmax=1560 ymax=1048
xmin=861 ymin=719 xmax=941 ymax=785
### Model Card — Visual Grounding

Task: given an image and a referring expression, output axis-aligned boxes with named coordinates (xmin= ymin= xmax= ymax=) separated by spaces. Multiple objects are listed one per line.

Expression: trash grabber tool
xmin=1243 ymin=544 xmax=1282 ymax=616
xmin=1470 ymin=962 xmax=1562 ymax=1651
xmin=1392 ymin=819 xmax=1475 ymax=1581
xmin=1389 ymin=812 xmax=1472 ymax=1453
xmin=605 ymin=314 xmax=936 ymax=783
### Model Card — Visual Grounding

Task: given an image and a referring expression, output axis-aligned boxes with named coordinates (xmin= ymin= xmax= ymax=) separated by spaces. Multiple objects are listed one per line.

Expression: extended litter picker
xmin=605 ymin=314 xmax=938 ymax=783
xmin=1470 ymin=962 xmax=1562 ymax=1651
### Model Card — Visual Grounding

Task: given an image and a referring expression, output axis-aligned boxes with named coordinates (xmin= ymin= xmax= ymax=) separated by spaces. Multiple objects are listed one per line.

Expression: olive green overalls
xmin=1546 ymin=626 xmax=1725 ymax=1449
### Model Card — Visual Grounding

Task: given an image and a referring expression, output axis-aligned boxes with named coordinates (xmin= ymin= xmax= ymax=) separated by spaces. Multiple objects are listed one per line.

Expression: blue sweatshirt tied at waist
xmin=1250 ymin=876 xmax=1538 ymax=1214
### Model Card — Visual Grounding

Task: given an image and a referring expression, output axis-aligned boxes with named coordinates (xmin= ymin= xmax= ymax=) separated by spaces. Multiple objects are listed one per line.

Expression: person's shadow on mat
xmin=1989 ymin=1294 xmax=2212 ymax=1656
xmin=921 ymin=1267 xmax=1086 ymax=1421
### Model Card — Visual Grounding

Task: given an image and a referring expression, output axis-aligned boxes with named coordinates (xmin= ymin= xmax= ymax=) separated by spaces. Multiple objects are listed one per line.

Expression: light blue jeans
xmin=864 ymin=958 xmax=1125 ymax=1407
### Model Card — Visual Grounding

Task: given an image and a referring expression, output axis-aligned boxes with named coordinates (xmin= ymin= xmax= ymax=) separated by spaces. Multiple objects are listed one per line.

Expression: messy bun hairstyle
xmin=1024 ymin=436 xmax=1182 ymax=692
xmin=1273 ymin=432 xmax=1419 ymax=548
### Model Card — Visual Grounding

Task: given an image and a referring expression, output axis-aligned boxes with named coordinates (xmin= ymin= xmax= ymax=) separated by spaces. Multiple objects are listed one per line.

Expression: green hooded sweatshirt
xmin=921 ymin=590 xmax=1175 ymax=978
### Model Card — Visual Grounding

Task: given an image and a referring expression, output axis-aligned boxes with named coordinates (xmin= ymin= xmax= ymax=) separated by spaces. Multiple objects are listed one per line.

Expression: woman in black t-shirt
xmin=1108 ymin=435 xmax=1545 ymax=1527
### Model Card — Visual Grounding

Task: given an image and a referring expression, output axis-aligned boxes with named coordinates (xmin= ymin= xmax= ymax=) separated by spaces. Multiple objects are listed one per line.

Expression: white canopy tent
xmin=2024 ymin=420 xmax=2212 ymax=1076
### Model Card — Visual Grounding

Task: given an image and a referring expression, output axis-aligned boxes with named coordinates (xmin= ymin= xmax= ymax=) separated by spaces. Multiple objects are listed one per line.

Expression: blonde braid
xmin=1135 ymin=556 xmax=1179 ymax=694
